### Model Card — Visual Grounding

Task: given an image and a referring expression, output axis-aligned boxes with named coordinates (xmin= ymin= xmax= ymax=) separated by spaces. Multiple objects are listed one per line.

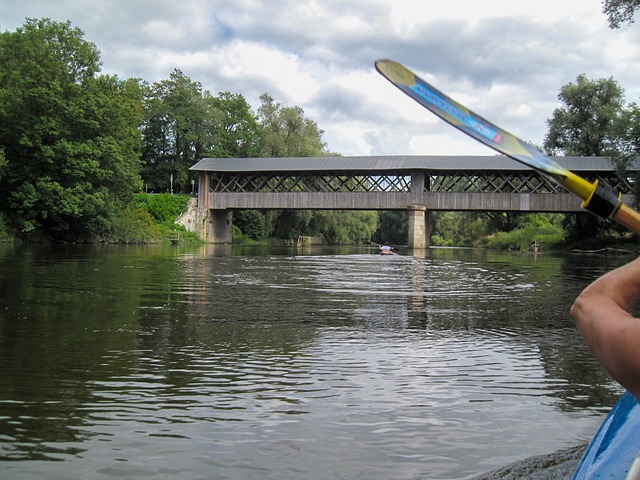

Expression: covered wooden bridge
xmin=187 ymin=155 xmax=633 ymax=247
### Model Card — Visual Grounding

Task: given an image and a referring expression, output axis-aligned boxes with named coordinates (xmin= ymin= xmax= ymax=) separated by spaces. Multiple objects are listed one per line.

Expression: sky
xmin=2 ymin=0 xmax=640 ymax=157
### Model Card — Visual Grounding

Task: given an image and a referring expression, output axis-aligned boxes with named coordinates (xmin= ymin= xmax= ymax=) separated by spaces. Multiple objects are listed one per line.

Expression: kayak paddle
xmin=374 ymin=59 xmax=640 ymax=235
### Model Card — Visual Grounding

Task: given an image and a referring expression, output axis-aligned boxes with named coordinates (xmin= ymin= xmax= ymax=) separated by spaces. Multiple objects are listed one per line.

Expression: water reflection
xmin=0 ymin=244 xmax=629 ymax=479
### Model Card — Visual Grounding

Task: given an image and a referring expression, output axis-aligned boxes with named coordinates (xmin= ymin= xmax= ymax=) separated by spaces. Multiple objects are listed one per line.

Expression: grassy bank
xmin=482 ymin=217 xmax=565 ymax=252
xmin=107 ymin=193 xmax=202 ymax=244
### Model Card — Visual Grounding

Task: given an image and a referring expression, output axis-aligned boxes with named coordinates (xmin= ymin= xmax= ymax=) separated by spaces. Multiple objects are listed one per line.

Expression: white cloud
xmin=2 ymin=0 xmax=639 ymax=157
xmin=409 ymin=134 xmax=496 ymax=156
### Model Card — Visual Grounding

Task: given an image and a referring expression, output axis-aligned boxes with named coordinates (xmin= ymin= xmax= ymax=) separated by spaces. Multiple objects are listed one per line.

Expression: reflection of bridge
xmin=188 ymin=155 xmax=633 ymax=247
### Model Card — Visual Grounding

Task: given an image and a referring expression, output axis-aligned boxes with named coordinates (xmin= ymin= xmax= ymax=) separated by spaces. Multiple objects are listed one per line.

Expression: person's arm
xmin=570 ymin=256 xmax=640 ymax=401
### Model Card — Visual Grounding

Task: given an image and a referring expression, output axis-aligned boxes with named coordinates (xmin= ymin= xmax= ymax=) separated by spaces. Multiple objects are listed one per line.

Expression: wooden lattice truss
xmin=210 ymin=170 xmax=633 ymax=195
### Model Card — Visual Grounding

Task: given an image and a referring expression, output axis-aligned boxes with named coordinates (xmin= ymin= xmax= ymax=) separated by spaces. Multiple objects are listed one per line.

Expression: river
xmin=0 ymin=243 xmax=629 ymax=479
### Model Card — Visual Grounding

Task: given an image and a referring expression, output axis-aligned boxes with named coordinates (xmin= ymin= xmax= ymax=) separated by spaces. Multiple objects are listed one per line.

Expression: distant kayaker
xmin=570 ymin=256 xmax=640 ymax=402
xmin=379 ymin=242 xmax=393 ymax=254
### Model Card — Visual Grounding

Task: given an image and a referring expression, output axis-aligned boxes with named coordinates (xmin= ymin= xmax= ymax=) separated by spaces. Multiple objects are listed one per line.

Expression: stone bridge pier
xmin=407 ymin=205 xmax=430 ymax=249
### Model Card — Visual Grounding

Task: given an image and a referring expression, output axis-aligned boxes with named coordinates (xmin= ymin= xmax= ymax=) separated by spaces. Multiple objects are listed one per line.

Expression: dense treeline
xmin=0 ymin=18 xmax=378 ymax=243
xmin=1 ymin=15 xmax=640 ymax=247
xmin=0 ymin=19 xmax=143 ymax=240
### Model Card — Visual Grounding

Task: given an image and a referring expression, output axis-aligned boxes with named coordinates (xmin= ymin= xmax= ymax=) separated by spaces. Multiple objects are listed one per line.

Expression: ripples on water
xmin=0 ymin=245 xmax=628 ymax=479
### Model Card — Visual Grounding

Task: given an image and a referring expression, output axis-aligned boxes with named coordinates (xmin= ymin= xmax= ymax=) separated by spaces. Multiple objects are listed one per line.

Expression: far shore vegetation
xmin=2 ymin=18 xmax=640 ymax=252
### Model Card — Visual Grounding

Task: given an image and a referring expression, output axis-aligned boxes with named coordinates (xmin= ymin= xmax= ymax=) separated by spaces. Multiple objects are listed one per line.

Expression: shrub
xmin=484 ymin=214 xmax=564 ymax=251
xmin=135 ymin=194 xmax=191 ymax=226
xmin=108 ymin=206 xmax=160 ymax=243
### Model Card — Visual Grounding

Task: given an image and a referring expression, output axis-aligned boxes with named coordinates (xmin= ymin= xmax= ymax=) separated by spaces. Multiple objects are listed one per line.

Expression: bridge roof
xmin=190 ymin=155 xmax=615 ymax=173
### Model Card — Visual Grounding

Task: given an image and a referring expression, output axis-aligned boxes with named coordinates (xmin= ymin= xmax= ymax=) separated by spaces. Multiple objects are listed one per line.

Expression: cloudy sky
xmin=2 ymin=0 xmax=640 ymax=157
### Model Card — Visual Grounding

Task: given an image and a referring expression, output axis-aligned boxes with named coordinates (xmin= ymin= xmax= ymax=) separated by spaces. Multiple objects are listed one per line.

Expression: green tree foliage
xmin=271 ymin=209 xmax=314 ymax=240
xmin=544 ymin=74 xmax=628 ymax=239
xmin=0 ymin=18 xmax=377 ymax=245
xmin=233 ymin=209 xmax=270 ymax=241
xmin=0 ymin=147 xmax=6 ymax=179
xmin=431 ymin=212 xmax=489 ymax=247
xmin=603 ymin=0 xmax=640 ymax=28
xmin=430 ymin=212 xmax=564 ymax=250
xmin=313 ymin=210 xmax=378 ymax=244
xmin=209 ymin=92 xmax=260 ymax=158
xmin=612 ymin=103 xmax=640 ymax=201
xmin=234 ymin=208 xmax=378 ymax=245
xmin=484 ymin=212 xmax=527 ymax=232
xmin=485 ymin=214 xmax=564 ymax=251
xmin=373 ymin=211 xmax=407 ymax=245
xmin=141 ymin=70 xmax=210 ymax=193
xmin=141 ymin=72 xmax=260 ymax=192
xmin=0 ymin=19 xmax=144 ymax=240
xmin=257 ymin=93 xmax=330 ymax=157
xmin=544 ymin=74 xmax=624 ymax=157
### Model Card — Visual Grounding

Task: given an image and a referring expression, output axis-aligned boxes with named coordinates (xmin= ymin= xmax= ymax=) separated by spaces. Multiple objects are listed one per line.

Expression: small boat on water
xmin=377 ymin=242 xmax=395 ymax=255
xmin=572 ymin=391 xmax=640 ymax=479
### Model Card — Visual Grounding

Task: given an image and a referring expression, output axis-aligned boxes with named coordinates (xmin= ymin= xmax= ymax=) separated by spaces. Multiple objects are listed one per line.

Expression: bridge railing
xmin=209 ymin=170 xmax=633 ymax=195
xmin=210 ymin=172 xmax=412 ymax=193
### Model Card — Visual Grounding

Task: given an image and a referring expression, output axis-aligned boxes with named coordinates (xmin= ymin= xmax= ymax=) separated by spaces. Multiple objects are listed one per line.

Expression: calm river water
xmin=0 ymin=243 xmax=630 ymax=479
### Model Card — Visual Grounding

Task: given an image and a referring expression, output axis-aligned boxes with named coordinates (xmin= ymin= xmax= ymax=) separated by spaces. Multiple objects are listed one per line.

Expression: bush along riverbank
xmin=0 ymin=194 xmax=203 ymax=245
xmin=107 ymin=194 xmax=202 ymax=245
xmin=482 ymin=215 xmax=565 ymax=252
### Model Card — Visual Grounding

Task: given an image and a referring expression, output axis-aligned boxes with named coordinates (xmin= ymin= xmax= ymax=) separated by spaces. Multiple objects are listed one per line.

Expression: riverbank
xmin=0 ymin=194 xmax=203 ymax=245
xmin=2 ymin=198 xmax=639 ymax=252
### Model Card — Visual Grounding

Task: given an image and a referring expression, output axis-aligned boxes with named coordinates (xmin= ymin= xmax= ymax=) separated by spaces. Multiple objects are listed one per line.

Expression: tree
xmin=208 ymin=92 xmax=260 ymax=158
xmin=603 ymin=0 xmax=640 ymax=28
xmin=544 ymin=74 xmax=625 ymax=157
xmin=544 ymin=74 xmax=627 ymax=239
xmin=430 ymin=212 xmax=489 ymax=247
xmin=233 ymin=93 xmax=376 ymax=245
xmin=233 ymin=209 xmax=270 ymax=240
xmin=0 ymin=18 xmax=144 ymax=240
xmin=611 ymin=103 xmax=640 ymax=202
xmin=141 ymin=75 xmax=261 ymax=192
xmin=312 ymin=210 xmax=378 ymax=244
xmin=141 ymin=70 xmax=209 ymax=193
xmin=257 ymin=94 xmax=331 ymax=157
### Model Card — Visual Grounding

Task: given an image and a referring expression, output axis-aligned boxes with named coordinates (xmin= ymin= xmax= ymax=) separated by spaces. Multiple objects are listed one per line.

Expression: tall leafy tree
xmin=316 ymin=210 xmax=377 ymax=245
xmin=233 ymin=94 xmax=378 ymax=244
xmin=141 ymin=74 xmax=260 ymax=192
xmin=0 ymin=18 xmax=144 ymax=240
xmin=544 ymin=74 xmax=625 ymax=157
xmin=257 ymin=93 xmax=330 ymax=157
xmin=544 ymin=74 xmax=627 ymax=239
xmin=603 ymin=0 xmax=640 ymax=28
xmin=141 ymin=70 xmax=207 ymax=192
xmin=209 ymin=92 xmax=260 ymax=158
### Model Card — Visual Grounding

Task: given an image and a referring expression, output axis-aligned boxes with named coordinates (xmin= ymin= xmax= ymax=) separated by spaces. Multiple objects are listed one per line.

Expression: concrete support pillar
xmin=207 ymin=209 xmax=233 ymax=244
xmin=407 ymin=205 xmax=430 ymax=249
